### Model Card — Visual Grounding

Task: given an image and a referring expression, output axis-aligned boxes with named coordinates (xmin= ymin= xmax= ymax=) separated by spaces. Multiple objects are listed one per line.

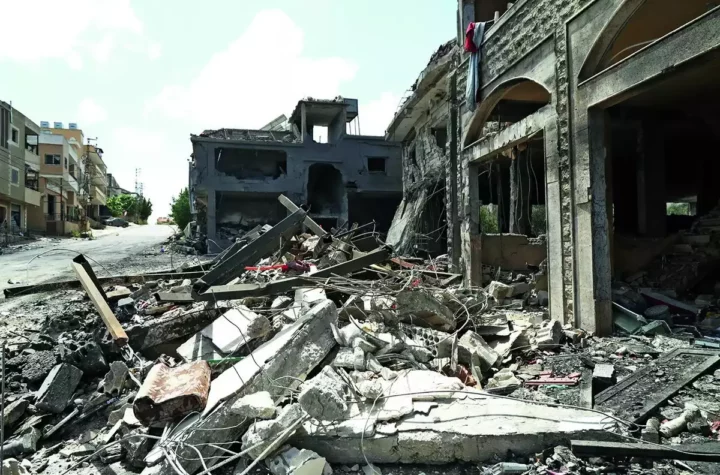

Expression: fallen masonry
xmin=1 ymin=195 xmax=720 ymax=475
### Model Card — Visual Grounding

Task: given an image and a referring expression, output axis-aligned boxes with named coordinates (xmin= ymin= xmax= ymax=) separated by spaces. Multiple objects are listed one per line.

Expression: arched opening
xmin=581 ymin=0 xmax=713 ymax=79
xmin=306 ymin=163 xmax=346 ymax=230
xmin=463 ymin=79 xmax=551 ymax=147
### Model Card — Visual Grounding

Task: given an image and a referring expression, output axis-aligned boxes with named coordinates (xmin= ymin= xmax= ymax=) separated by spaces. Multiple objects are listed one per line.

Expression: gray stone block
xmin=35 ymin=364 xmax=83 ymax=414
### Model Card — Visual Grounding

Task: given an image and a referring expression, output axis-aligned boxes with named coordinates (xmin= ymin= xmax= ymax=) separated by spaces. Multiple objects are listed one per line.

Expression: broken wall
xmin=190 ymin=132 xmax=403 ymax=247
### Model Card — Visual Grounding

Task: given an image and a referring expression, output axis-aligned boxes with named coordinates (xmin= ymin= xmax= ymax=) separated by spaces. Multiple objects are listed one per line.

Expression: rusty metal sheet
xmin=133 ymin=361 xmax=211 ymax=426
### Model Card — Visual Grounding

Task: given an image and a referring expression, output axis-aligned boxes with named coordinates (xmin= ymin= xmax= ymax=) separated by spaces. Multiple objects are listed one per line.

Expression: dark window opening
xmin=368 ymin=157 xmax=387 ymax=173
xmin=10 ymin=168 xmax=19 ymax=185
xmin=11 ymin=127 xmax=19 ymax=144
xmin=215 ymin=148 xmax=287 ymax=180
xmin=307 ymin=163 xmax=344 ymax=216
xmin=475 ymin=138 xmax=546 ymax=237
xmin=432 ymin=127 xmax=448 ymax=153
xmin=45 ymin=154 xmax=61 ymax=165
xmin=415 ymin=181 xmax=447 ymax=256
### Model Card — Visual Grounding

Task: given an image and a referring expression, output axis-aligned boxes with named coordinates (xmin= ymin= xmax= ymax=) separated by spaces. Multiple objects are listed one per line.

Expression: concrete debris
xmin=457 ymin=331 xmax=500 ymax=376
xmin=535 ymin=320 xmax=563 ymax=348
xmin=101 ymin=361 xmax=129 ymax=396
xmin=395 ymin=290 xmax=455 ymax=332
xmin=242 ymin=404 xmax=306 ymax=459
xmin=267 ymin=446 xmax=333 ymax=475
xmin=35 ymin=363 xmax=83 ymax=414
xmin=298 ymin=367 xmax=349 ymax=421
xmin=7 ymin=194 xmax=720 ymax=475
xmin=230 ymin=391 xmax=277 ymax=419
xmin=2 ymin=399 xmax=29 ymax=429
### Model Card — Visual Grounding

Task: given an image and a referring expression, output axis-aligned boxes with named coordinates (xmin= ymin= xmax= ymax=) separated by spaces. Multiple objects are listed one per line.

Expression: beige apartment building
xmin=0 ymin=100 xmax=43 ymax=238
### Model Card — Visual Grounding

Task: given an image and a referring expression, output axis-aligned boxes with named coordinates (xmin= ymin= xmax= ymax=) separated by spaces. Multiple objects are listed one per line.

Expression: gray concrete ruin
xmin=189 ymin=97 xmax=402 ymax=251
xmin=386 ymin=0 xmax=720 ymax=336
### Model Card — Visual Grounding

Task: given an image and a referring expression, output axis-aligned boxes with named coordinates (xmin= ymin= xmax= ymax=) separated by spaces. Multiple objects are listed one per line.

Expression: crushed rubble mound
xmin=1 ymin=195 xmax=720 ymax=475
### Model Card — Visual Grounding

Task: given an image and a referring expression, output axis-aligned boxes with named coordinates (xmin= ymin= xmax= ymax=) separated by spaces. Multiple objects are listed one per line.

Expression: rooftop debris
xmin=2 ymin=195 xmax=720 ymax=475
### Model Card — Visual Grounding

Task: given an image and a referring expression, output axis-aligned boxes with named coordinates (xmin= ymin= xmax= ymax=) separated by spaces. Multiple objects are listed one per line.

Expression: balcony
xmin=24 ymin=187 xmax=42 ymax=206
xmin=24 ymin=149 xmax=40 ymax=169
xmin=91 ymin=171 xmax=107 ymax=186
xmin=91 ymin=185 xmax=107 ymax=205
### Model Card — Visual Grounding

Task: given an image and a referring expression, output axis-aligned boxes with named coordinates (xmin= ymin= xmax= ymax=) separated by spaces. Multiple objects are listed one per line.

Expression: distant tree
xmin=137 ymin=197 xmax=153 ymax=221
xmin=667 ymin=202 xmax=691 ymax=216
xmin=170 ymin=188 xmax=191 ymax=231
xmin=107 ymin=194 xmax=137 ymax=217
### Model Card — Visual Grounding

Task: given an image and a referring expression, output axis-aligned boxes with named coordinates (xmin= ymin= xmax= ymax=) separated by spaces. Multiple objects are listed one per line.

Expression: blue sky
xmin=0 ymin=0 xmax=456 ymax=217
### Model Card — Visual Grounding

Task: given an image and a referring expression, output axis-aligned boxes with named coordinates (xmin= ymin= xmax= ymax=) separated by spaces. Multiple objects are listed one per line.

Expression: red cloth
xmin=464 ymin=22 xmax=478 ymax=53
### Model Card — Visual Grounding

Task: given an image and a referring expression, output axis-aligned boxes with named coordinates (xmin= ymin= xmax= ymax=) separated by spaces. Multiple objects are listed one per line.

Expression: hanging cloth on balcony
xmin=465 ymin=21 xmax=488 ymax=110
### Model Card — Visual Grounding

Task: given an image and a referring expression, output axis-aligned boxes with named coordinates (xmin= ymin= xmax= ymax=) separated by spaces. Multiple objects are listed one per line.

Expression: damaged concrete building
xmin=387 ymin=0 xmax=720 ymax=335
xmin=189 ymin=97 xmax=402 ymax=251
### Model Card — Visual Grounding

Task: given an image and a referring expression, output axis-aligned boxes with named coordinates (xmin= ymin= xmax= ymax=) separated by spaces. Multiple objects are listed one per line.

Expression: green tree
xmin=170 ymin=188 xmax=192 ymax=231
xmin=137 ymin=197 xmax=153 ymax=221
xmin=107 ymin=194 xmax=137 ymax=217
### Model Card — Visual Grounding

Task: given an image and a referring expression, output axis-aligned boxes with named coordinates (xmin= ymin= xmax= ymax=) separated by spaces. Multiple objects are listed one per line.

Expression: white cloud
xmin=91 ymin=35 xmax=115 ymax=63
xmin=358 ymin=92 xmax=403 ymax=136
xmin=145 ymin=9 xmax=359 ymax=129
xmin=77 ymin=98 xmax=108 ymax=125
xmin=147 ymin=43 xmax=162 ymax=61
xmin=0 ymin=0 xmax=146 ymax=68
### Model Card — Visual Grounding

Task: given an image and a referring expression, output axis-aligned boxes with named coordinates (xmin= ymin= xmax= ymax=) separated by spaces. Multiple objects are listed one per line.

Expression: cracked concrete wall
xmin=387 ymin=102 xmax=452 ymax=255
xmin=460 ymin=0 xmax=720 ymax=333
xmin=458 ymin=0 xmax=597 ymax=321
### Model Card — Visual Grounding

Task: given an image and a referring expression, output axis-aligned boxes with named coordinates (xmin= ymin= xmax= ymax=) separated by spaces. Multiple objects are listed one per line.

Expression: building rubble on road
xmin=2 ymin=193 xmax=720 ymax=475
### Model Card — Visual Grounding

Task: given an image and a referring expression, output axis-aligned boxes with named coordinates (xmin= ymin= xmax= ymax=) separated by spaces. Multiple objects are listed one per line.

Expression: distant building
xmin=189 ymin=97 xmax=403 ymax=251
xmin=0 ymin=100 xmax=42 ymax=236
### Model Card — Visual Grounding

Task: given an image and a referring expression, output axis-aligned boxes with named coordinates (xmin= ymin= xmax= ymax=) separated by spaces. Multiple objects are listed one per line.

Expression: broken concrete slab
xmin=292 ymin=370 xmax=614 ymax=464
xmin=457 ymin=331 xmax=500 ymax=374
xmin=395 ymin=290 xmax=455 ymax=332
xmin=298 ymin=367 xmax=349 ymax=421
xmin=35 ymin=364 xmax=83 ymax=414
xmin=230 ymin=391 xmax=276 ymax=420
xmin=242 ymin=404 xmax=306 ymax=459
xmin=2 ymin=399 xmax=29 ymax=429
xmin=143 ymin=299 xmax=338 ymax=475
xmin=267 ymin=446 xmax=332 ymax=475
xmin=536 ymin=320 xmax=563 ymax=348
xmin=199 ymin=305 xmax=271 ymax=354
xmin=487 ymin=281 xmax=511 ymax=301
xmin=592 ymin=364 xmax=616 ymax=393
xmin=101 ymin=361 xmax=129 ymax=397
xmin=125 ymin=302 xmax=222 ymax=351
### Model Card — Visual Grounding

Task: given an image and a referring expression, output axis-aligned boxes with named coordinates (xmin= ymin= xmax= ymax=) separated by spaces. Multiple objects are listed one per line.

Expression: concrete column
xmin=448 ymin=70 xmax=461 ymax=270
xmin=458 ymin=0 xmax=475 ymax=42
xmin=496 ymin=161 xmax=510 ymax=233
xmin=509 ymin=147 xmax=531 ymax=235
xmin=300 ymin=104 xmax=309 ymax=144
xmin=207 ymin=190 xmax=217 ymax=252
xmin=636 ymin=121 xmax=666 ymax=237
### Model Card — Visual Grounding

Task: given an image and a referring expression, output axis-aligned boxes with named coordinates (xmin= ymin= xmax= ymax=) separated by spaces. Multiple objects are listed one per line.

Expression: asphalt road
xmin=0 ymin=224 xmax=176 ymax=290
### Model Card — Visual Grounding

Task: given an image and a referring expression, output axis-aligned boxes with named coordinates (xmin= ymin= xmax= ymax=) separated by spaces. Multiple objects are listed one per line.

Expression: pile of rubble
xmin=3 ymin=195 xmax=720 ymax=475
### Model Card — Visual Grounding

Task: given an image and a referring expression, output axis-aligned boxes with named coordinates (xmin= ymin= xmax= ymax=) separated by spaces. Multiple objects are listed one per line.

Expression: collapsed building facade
xmin=388 ymin=0 xmax=720 ymax=335
xmin=189 ymin=97 xmax=402 ymax=251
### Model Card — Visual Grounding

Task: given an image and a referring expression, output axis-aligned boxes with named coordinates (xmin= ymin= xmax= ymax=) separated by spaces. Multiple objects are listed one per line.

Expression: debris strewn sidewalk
xmin=1 ymin=195 xmax=719 ymax=475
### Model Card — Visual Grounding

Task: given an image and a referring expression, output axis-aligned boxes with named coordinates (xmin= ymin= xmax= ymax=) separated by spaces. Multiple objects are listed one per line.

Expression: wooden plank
xmin=278 ymin=194 xmax=327 ymax=237
xmin=72 ymin=255 xmax=128 ymax=347
xmin=571 ymin=440 xmax=720 ymax=462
